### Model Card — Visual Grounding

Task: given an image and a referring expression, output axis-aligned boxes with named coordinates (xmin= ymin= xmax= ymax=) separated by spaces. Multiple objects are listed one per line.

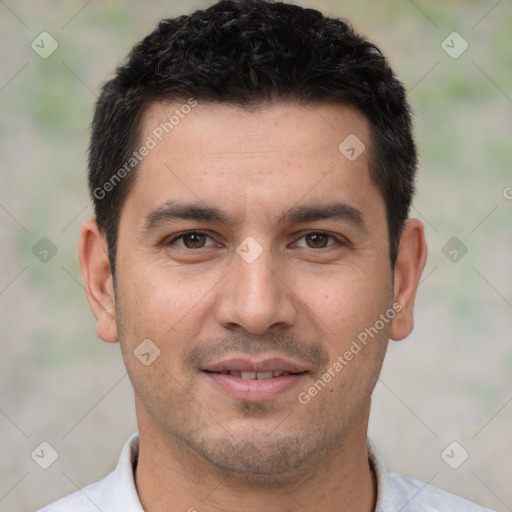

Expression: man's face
xmin=113 ymin=101 xmax=395 ymax=478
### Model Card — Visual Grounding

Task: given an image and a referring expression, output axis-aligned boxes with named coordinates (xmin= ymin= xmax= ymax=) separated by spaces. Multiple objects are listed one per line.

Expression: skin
xmin=79 ymin=101 xmax=427 ymax=512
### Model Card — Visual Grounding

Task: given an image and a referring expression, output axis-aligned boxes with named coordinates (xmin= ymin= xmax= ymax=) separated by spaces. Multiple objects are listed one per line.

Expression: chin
xmin=188 ymin=428 xmax=328 ymax=483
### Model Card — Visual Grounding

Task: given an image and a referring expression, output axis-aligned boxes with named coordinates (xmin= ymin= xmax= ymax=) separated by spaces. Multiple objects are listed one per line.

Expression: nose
xmin=215 ymin=247 xmax=298 ymax=335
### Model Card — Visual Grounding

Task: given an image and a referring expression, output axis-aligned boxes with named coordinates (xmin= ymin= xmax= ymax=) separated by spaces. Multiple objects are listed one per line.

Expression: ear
xmin=390 ymin=218 xmax=427 ymax=341
xmin=78 ymin=218 xmax=118 ymax=343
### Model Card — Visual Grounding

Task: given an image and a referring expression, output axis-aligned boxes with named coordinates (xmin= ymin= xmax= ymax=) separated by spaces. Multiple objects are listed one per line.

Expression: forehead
xmin=141 ymin=100 xmax=370 ymax=160
xmin=124 ymin=101 xmax=384 ymax=227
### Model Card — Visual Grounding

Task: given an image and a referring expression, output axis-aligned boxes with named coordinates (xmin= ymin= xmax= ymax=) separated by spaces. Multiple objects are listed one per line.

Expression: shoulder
xmin=35 ymin=433 xmax=143 ymax=512
xmin=386 ymin=472 xmax=494 ymax=511
xmin=36 ymin=471 xmax=116 ymax=512
xmin=368 ymin=439 xmax=494 ymax=512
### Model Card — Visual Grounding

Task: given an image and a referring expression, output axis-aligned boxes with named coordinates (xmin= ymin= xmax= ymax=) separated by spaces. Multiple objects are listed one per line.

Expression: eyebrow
xmin=143 ymin=200 xmax=366 ymax=232
xmin=144 ymin=201 xmax=239 ymax=230
xmin=276 ymin=202 xmax=365 ymax=229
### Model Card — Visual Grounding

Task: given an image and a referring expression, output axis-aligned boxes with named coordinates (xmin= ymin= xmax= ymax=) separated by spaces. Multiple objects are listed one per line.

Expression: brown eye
xmin=304 ymin=233 xmax=330 ymax=248
xmin=181 ymin=233 xmax=207 ymax=248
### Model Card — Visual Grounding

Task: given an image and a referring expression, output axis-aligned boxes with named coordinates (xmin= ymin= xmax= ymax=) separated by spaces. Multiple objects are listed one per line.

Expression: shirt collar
xmin=100 ymin=432 xmax=144 ymax=511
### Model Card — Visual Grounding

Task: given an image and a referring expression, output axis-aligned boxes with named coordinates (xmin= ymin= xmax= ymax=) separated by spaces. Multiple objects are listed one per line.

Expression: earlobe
xmin=390 ymin=218 xmax=427 ymax=341
xmin=78 ymin=218 xmax=119 ymax=343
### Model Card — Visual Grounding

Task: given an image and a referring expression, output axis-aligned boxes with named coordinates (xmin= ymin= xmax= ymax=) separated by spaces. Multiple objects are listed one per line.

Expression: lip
xmin=202 ymin=357 xmax=309 ymax=402
xmin=204 ymin=371 xmax=307 ymax=401
xmin=203 ymin=357 xmax=308 ymax=374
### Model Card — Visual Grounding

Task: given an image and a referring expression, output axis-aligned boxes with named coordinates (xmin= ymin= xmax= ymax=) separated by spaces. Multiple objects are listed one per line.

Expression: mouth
xmin=202 ymin=357 xmax=309 ymax=401
xmin=205 ymin=369 xmax=303 ymax=380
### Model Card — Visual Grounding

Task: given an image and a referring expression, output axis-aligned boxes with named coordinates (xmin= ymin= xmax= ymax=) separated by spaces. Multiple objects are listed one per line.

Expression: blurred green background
xmin=1 ymin=1 xmax=511 ymax=510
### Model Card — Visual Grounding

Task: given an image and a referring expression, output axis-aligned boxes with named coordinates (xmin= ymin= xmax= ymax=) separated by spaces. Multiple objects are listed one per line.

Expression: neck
xmin=134 ymin=405 xmax=377 ymax=512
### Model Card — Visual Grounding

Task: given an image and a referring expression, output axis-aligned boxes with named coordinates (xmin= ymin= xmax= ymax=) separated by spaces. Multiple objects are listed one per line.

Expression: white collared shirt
xmin=37 ymin=433 xmax=493 ymax=511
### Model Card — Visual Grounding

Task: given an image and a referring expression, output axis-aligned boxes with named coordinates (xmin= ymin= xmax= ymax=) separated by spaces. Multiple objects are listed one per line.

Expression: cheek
xmin=116 ymin=260 xmax=222 ymax=344
xmin=295 ymin=265 xmax=392 ymax=337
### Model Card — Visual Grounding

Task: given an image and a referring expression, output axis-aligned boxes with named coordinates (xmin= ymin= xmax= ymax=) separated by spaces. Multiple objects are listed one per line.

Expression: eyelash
xmin=165 ymin=231 xmax=217 ymax=249
xmin=165 ymin=231 xmax=345 ymax=250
